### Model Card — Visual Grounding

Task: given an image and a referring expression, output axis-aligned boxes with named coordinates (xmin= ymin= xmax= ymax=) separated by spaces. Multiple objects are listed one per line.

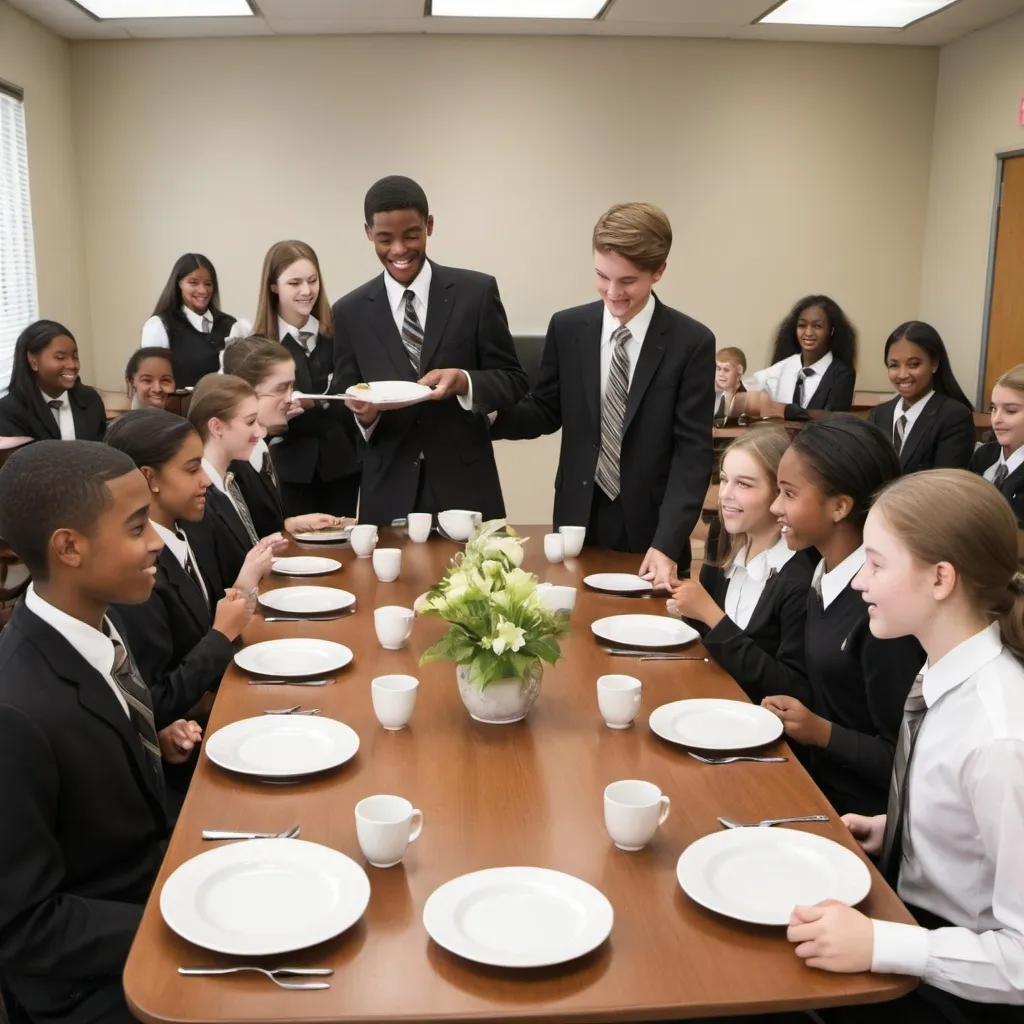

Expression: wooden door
xmin=983 ymin=154 xmax=1024 ymax=407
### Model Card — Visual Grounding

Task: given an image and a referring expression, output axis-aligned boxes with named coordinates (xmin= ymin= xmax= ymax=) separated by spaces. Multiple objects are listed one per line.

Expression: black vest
xmin=163 ymin=310 xmax=237 ymax=387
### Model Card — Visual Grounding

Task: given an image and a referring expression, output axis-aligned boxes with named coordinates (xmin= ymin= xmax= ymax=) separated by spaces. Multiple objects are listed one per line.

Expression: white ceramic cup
xmin=407 ymin=512 xmax=433 ymax=543
xmin=437 ymin=509 xmax=481 ymax=542
xmin=372 ymin=547 xmax=402 ymax=582
xmin=538 ymin=584 xmax=577 ymax=615
xmin=559 ymin=525 xmax=586 ymax=558
xmin=350 ymin=524 xmax=379 ymax=558
xmin=371 ymin=674 xmax=419 ymax=731
xmin=374 ymin=605 xmax=414 ymax=650
xmin=543 ymin=533 xmax=564 ymax=563
xmin=603 ymin=779 xmax=671 ymax=852
xmin=597 ymin=674 xmax=642 ymax=729
xmin=354 ymin=795 xmax=423 ymax=868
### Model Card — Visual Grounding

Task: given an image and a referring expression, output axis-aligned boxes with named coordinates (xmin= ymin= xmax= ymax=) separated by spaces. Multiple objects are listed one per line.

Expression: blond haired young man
xmin=492 ymin=203 xmax=715 ymax=586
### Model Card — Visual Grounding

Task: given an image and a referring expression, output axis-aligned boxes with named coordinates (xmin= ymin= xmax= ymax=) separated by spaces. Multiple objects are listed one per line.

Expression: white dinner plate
xmin=676 ymin=827 xmax=871 ymax=926
xmin=344 ymin=380 xmax=433 ymax=410
xmin=258 ymin=587 xmax=356 ymax=615
xmin=649 ymin=698 xmax=783 ymax=751
xmin=205 ymin=715 xmax=359 ymax=778
xmin=160 ymin=838 xmax=370 ymax=955
xmin=293 ymin=527 xmax=352 ymax=544
xmin=423 ymin=867 xmax=613 ymax=968
xmin=234 ymin=638 xmax=353 ymax=677
xmin=591 ymin=614 xmax=698 ymax=648
xmin=271 ymin=556 xmax=342 ymax=576
xmin=583 ymin=573 xmax=654 ymax=595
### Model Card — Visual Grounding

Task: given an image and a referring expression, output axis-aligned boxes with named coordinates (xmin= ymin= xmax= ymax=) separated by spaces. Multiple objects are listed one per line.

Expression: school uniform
xmin=713 ymin=382 xmax=745 ymax=420
xmin=0 ymin=385 xmax=106 ymax=443
xmin=112 ymin=522 xmax=234 ymax=730
xmin=748 ymin=350 xmax=856 ymax=421
xmin=803 ymin=546 xmax=923 ymax=816
xmin=971 ymin=443 xmax=1024 ymax=528
xmin=141 ymin=305 xmax=239 ymax=388
xmin=234 ymin=440 xmax=286 ymax=538
xmin=271 ymin=316 xmax=360 ymax=518
xmin=867 ymin=390 xmax=975 ymax=473
xmin=0 ymin=590 xmax=167 ymax=1024
xmin=698 ymin=540 xmax=815 ymax=705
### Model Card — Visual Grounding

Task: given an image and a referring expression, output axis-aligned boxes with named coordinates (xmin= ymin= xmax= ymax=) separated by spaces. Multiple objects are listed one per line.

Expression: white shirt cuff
xmin=457 ymin=370 xmax=474 ymax=412
xmin=356 ymin=414 xmax=379 ymax=440
xmin=871 ymin=919 xmax=930 ymax=977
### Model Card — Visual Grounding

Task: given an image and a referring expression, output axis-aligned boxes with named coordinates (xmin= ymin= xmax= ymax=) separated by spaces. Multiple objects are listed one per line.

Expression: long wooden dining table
xmin=124 ymin=528 xmax=916 ymax=1023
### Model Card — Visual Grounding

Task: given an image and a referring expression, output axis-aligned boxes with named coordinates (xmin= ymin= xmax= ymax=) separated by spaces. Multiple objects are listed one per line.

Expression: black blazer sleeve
xmin=784 ymin=360 xmax=856 ymax=421
xmin=489 ymin=314 xmax=563 ymax=439
xmin=931 ymin=400 xmax=976 ymax=470
xmin=464 ymin=277 xmax=530 ymax=414
xmin=0 ymin=703 xmax=143 ymax=977
xmin=0 ymin=394 xmax=36 ymax=438
xmin=71 ymin=386 xmax=107 ymax=443
xmin=969 ymin=442 xmax=999 ymax=476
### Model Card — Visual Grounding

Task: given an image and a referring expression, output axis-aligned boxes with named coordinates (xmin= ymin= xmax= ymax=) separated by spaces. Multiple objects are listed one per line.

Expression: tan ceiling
xmin=7 ymin=0 xmax=1024 ymax=44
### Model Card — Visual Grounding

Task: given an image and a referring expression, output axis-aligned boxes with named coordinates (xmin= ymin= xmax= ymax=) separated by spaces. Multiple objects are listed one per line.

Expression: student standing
xmin=491 ymin=202 xmax=715 ymax=588
xmin=867 ymin=321 xmax=975 ymax=473
xmin=125 ymin=347 xmax=176 ymax=410
xmin=764 ymin=416 xmax=923 ymax=815
xmin=788 ymin=469 xmax=1024 ymax=1023
xmin=141 ymin=254 xmax=242 ymax=388
xmin=0 ymin=441 xmax=200 ymax=1024
xmin=0 ymin=321 xmax=106 ymax=442
xmin=971 ymin=363 xmax=1024 ymax=527
xmin=249 ymin=241 xmax=360 ymax=518
xmin=334 ymin=175 xmax=528 ymax=525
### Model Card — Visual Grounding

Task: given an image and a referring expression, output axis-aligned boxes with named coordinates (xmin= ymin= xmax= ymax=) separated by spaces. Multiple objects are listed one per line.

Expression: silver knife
xmin=247 ymin=678 xmax=331 ymax=686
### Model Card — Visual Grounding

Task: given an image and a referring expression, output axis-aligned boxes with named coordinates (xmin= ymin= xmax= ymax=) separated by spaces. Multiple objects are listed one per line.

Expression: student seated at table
xmin=764 ymin=416 xmax=923 ymax=815
xmin=125 ymin=347 xmax=176 ymax=411
xmin=0 ymin=320 xmax=106 ymax=442
xmin=737 ymin=295 xmax=857 ymax=421
xmin=788 ymin=469 xmax=1024 ymax=1023
xmin=222 ymin=336 xmax=353 ymax=539
xmin=667 ymin=426 xmax=815 ymax=704
xmin=0 ymin=440 xmax=201 ymax=1024
xmin=866 ymin=321 xmax=974 ymax=473
xmin=971 ymin=362 xmax=1024 ymax=527
xmin=105 ymin=409 xmax=256 ymax=730
xmin=713 ymin=346 xmax=747 ymax=421
xmin=183 ymin=374 xmax=285 ymax=592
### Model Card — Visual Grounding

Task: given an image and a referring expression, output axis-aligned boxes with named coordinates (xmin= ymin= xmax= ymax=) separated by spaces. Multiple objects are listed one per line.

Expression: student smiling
xmin=125 ymin=347 xmax=176 ymax=411
xmin=971 ymin=363 xmax=1024 ymax=527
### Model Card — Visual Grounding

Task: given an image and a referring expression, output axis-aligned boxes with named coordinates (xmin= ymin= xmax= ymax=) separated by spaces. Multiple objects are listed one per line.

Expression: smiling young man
xmin=331 ymin=175 xmax=528 ymax=525
xmin=490 ymin=202 xmax=716 ymax=587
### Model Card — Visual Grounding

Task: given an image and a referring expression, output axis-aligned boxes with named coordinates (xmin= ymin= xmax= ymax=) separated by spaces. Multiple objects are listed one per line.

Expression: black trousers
xmin=586 ymin=486 xmax=691 ymax=575
xmin=280 ymin=472 xmax=359 ymax=519
xmin=0 ymin=979 xmax=137 ymax=1024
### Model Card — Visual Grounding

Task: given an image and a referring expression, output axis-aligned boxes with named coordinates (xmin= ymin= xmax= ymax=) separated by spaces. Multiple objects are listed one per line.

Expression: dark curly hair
xmin=770 ymin=294 xmax=857 ymax=369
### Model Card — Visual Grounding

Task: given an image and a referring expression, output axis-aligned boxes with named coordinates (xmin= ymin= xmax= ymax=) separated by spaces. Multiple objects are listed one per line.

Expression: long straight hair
xmin=151 ymin=253 xmax=224 ymax=322
xmin=883 ymin=321 xmax=972 ymax=409
xmin=251 ymin=240 xmax=333 ymax=340
xmin=8 ymin=320 xmax=86 ymax=412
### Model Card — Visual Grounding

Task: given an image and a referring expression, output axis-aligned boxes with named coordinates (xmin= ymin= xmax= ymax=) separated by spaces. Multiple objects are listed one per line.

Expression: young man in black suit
xmin=0 ymin=441 xmax=199 ymax=1024
xmin=490 ymin=202 xmax=716 ymax=588
xmin=333 ymin=175 xmax=528 ymax=525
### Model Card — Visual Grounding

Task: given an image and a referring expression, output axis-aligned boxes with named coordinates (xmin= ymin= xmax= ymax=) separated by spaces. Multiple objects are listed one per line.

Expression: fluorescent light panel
xmin=759 ymin=0 xmax=958 ymax=29
xmin=431 ymin=0 xmax=605 ymax=19
xmin=73 ymin=0 xmax=252 ymax=18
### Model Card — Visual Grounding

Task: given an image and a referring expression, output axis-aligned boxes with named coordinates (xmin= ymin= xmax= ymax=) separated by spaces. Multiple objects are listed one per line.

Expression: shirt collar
xmin=999 ymin=444 xmax=1024 ymax=477
xmin=182 ymin=305 xmax=213 ymax=332
xmin=384 ymin=259 xmax=432 ymax=315
xmin=804 ymin=349 xmax=834 ymax=376
xmin=278 ymin=314 xmax=319 ymax=344
xmin=150 ymin=519 xmax=187 ymax=561
xmin=24 ymin=584 xmax=122 ymax=679
xmin=812 ymin=544 xmax=866 ymax=609
xmin=725 ymin=534 xmax=794 ymax=582
xmin=40 ymin=388 xmax=69 ymax=409
xmin=920 ymin=622 xmax=1002 ymax=708
xmin=601 ymin=293 xmax=656 ymax=347
xmin=202 ymin=457 xmax=227 ymax=494
xmin=898 ymin=389 xmax=934 ymax=421
xmin=249 ymin=438 xmax=269 ymax=471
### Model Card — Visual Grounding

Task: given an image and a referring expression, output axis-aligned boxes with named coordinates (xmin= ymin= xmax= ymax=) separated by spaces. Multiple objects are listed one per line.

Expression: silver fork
xmin=178 ymin=966 xmax=330 ymax=990
xmin=248 ymin=678 xmax=331 ymax=686
xmin=717 ymin=815 xmax=830 ymax=829
xmin=263 ymin=707 xmax=321 ymax=716
xmin=201 ymin=825 xmax=301 ymax=841
xmin=688 ymin=752 xmax=788 ymax=765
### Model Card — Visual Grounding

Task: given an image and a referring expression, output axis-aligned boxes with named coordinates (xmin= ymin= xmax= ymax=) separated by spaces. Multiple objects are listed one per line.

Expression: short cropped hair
xmin=716 ymin=347 xmax=747 ymax=373
xmin=364 ymin=175 xmax=429 ymax=226
xmin=0 ymin=440 xmax=138 ymax=583
xmin=592 ymin=202 xmax=672 ymax=272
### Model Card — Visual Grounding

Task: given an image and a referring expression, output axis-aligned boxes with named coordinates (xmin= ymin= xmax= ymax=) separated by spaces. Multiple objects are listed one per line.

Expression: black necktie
xmin=792 ymin=367 xmax=815 ymax=408
xmin=992 ymin=462 xmax=1009 ymax=488
xmin=261 ymin=450 xmax=280 ymax=492
xmin=401 ymin=290 xmax=424 ymax=372
xmin=175 ymin=529 xmax=209 ymax=609
xmin=47 ymin=399 xmax=62 ymax=425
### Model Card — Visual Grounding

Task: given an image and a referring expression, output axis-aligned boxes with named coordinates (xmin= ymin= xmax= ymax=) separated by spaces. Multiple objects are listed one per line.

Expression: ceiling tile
xmin=257 ymin=0 xmax=423 ymax=17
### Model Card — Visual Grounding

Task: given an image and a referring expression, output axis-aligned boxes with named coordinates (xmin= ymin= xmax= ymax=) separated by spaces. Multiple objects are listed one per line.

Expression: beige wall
xmin=0 ymin=0 xmax=92 ymax=378
xmin=919 ymin=10 xmax=1024 ymax=405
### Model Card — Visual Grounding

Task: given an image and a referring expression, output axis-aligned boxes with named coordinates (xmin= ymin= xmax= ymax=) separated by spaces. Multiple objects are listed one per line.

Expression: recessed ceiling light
xmin=72 ymin=0 xmax=252 ymax=18
xmin=759 ymin=0 xmax=958 ymax=29
xmin=430 ymin=0 xmax=606 ymax=19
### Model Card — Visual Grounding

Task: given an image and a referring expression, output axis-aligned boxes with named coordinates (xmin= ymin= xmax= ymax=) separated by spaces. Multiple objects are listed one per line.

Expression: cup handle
xmin=657 ymin=795 xmax=671 ymax=827
xmin=408 ymin=809 xmax=423 ymax=843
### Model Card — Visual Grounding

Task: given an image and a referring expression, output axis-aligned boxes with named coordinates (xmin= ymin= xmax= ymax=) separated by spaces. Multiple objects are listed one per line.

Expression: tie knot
xmin=224 ymin=471 xmax=235 ymax=489
xmin=611 ymin=325 xmax=632 ymax=347
xmin=905 ymin=674 xmax=927 ymax=712
xmin=404 ymin=289 xmax=416 ymax=304
xmin=47 ymin=399 xmax=62 ymax=409
xmin=801 ymin=367 xmax=816 ymax=379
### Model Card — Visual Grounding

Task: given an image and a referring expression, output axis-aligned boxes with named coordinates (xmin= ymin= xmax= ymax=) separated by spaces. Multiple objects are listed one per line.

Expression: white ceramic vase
xmin=456 ymin=661 xmax=543 ymax=724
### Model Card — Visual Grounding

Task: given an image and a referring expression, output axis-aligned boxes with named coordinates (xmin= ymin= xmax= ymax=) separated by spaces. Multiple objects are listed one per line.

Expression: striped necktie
xmin=792 ymin=366 xmax=815 ymax=407
xmin=879 ymin=674 xmax=927 ymax=887
xmin=401 ymin=290 xmax=424 ymax=373
xmin=894 ymin=413 xmax=909 ymax=453
xmin=201 ymin=318 xmax=212 ymax=335
xmin=295 ymin=330 xmax=314 ymax=354
xmin=595 ymin=325 xmax=632 ymax=501
xmin=223 ymin=471 xmax=260 ymax=545
xmin=993 ymin=462 xmax=1009 ymax=488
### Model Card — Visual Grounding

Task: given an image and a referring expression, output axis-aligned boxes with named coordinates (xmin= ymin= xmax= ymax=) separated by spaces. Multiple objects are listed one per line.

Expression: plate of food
xmin=343 ymin=381 xmax=434 ymax=410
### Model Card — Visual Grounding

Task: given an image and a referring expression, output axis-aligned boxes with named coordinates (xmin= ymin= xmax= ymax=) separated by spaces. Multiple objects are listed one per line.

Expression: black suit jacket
xmin=971 ymin=442 xmax=1024 ymax=527
xmin=0 ymin=385 xmax=107 ymax=442
xmin=231 ymin=457 xmax=285 ymax=539
xmin=0 ymin=602 xmax=167 ymax=1024
xmin=112 ymin=545 xmax=235 ymax=730
xmin=868 ymin=393 xmax=975 ymax=473
xmin=784 ymin=358 xmax=856 ymax=421
xmin=181 ymin=487 xmax=251 ymax=599
xmin=491 ymin=297 xmax=715 ymax=562
xmin=332 ymin=262 xmax=528 ymax=525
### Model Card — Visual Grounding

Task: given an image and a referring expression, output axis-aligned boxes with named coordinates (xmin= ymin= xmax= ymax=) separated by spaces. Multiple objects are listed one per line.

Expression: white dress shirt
xmin=600 ymin=294 xmax=655 ymax=396
xmin=142 ymin=305 xmax=248 ymax=350
xmin=24 ymin=584 xmax=129 ymax=716
xmin=811 ymin=543 xmax=865 ymax=610
xmin=723 ymin=535 xmax=795 ymax=629
xmin=749 ymin=350 xmax=834 ymax=407
xmin=150 ymin=520 xmax=210 ymax=607
xmin=278 ymin=314 xmax=319 ymax=352
xmin=891 ymin=389 xmax=934 ymax=446
xmin=985 ymin=444 xmax=1024 ymax=483
xmin=870 ymin=623 xmax=1024 ymax=1005
xmin=40 ymin=389 xmax=75 ymax=440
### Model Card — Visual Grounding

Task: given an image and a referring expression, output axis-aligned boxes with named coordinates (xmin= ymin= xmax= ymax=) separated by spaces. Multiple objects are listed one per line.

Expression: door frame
xmin=978 ymin=146 xmax=1024 ymax=409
